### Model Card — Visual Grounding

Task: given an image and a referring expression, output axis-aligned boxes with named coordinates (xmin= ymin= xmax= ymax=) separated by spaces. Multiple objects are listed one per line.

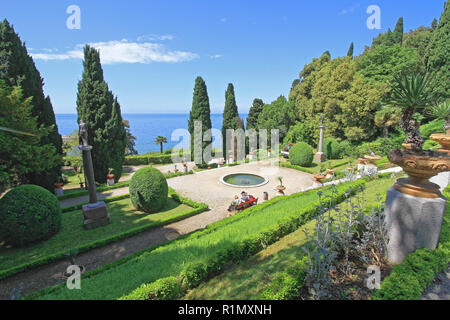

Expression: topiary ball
xmin=323 ymin=138 xmax=342 ymax=160
xmin=289 ymin=142 xmax=314 ymax=167
xmin=0 ymin=185 xmax=62 ymax=246
xmin=130 ymin=167 xmax=168 ymax=213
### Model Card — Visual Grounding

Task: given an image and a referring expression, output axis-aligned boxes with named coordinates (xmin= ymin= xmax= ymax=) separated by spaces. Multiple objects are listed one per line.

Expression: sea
xmin=56 ymin=113 xmax=247 ymax=154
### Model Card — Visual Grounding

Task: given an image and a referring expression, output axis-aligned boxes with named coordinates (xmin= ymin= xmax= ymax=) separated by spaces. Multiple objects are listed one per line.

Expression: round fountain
xmin=221 ymin=173 xmax=269 ymax=188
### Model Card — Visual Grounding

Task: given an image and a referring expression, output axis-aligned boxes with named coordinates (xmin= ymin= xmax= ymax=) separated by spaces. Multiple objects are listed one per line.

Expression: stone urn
xmin=387 ymin=149 xmax=449 ymax=198
xmin=430 ymin=133 xmax=450 ymax=154
xmin=313 ymin=174 xmax=326 ymax=184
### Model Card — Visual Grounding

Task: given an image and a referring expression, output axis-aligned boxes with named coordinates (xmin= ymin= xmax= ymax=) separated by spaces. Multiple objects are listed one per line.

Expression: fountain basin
xmin=221 ymin=173 xmax=269 ymax=188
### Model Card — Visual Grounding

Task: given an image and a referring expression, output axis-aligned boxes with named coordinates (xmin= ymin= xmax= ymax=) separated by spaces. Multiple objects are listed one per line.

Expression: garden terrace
xmin=27 ymin=178 xmax=366 ymax=300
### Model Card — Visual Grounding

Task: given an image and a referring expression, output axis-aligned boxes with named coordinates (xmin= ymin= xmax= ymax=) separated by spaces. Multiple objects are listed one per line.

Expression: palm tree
xmin=155 ymin=136 xmax=167 ymax=153
xmin=374 ymin=106 xmax=401 ymax=138
xmin=382 ymin=72 xmax=436 ymax=152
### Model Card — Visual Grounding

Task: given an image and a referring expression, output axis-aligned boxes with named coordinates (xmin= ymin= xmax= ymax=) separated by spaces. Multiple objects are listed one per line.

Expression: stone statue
xmin=79 ymin=120 xmax=89 ymax=146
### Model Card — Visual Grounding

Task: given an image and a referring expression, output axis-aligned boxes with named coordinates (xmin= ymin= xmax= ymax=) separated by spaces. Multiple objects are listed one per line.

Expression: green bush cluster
xmin=289 ymin=142 xmax=314 ymax=167
xmin=120 ymin=277 xmax=183 ymax=300
xmin=323 ymin=138 xmax=342 ymax=159
xmin=124 ymin=154 xmax=174 ymax=165
xmin=260 ymin=257 xmax=308 ymax=300
xmin=420 ymin=119 xmax=444 ymax=139
xmin=0 ymin=185 xmax=61 ymax=246
xmin=129 ymin=167 xmax=168 ymax=213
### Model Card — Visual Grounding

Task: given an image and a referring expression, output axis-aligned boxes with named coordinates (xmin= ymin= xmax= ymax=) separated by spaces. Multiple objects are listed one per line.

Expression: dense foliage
xmin=129 ymin=167 xmax=168 ymax=213
xmin=289 ymin=142 xmax=314 ymax=167
xmin=0 ymin=184 xmax=61 ymax=246
xmin=0 ymin=19 xmax=62 ymax=191
xmin=323 ymin=137 xmax=342 ymax=160
xmin=246 ymin=98 xmax=264 ymax=130
xmin=188 ymin=77 xmax=212 ymax=165
xmin=0 ymin=81 xmax=60 ymax=192
xmin=76 ymin=45 xmax=126 ymax=183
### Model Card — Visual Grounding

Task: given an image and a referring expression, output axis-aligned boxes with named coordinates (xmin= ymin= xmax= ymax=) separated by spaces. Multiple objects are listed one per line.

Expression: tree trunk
xmin=401 ymin=108 xmax=424 ymax=152
xmin=160 ymin=143 xmax=163 ymax=153
xmin=384 ymin=125 xmax=389 ymax=138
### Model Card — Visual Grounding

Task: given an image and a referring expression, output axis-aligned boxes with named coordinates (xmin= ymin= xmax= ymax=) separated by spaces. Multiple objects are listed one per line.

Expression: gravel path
xmin=421 ymin=267 xmax=450 ymax=300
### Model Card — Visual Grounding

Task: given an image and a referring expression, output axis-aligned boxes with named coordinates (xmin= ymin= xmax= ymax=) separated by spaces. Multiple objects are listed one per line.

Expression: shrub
xmin=120 ymin=276 xmax=183 ymax=300
xmin=129 ymin=167 xmax=168 ymax=213
xmin=323 ymin=138 xmax=341 ymax=159
xmin=0 ymin=185 xmax=61 ymax=246
xmin=420 ymin=119 xmax=444 ymax=139
xmin=289 ymin=142 xmax=314 ymax=167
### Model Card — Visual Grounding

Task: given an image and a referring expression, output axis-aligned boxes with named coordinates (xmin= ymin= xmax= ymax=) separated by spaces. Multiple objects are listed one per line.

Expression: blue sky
xmin=2 ymin=0 xmax=446 ymax=114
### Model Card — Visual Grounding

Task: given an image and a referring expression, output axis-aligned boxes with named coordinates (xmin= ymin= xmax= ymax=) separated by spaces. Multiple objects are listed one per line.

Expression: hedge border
xmin=0 ymin=188 xmax=207 ymax=281
xmin=58 ymin=170 xmax=194 ymax=201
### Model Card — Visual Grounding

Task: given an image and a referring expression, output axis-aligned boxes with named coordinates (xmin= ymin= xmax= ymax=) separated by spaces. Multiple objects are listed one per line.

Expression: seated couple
xmin=227 ymin=191 xmax=256 ymax=212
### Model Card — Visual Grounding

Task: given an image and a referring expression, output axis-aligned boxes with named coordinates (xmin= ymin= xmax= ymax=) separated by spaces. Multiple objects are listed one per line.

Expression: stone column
xmin=79 ymin=121 xmax=110 ymax=230
xmin=314 ymin=116 xmax=325 ymax=162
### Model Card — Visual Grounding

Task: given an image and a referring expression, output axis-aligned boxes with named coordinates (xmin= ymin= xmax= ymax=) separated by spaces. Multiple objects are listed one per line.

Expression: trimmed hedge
xmin=130 ymin=167 xmax=168 ymax=213
xmin=0 ymin=185 xmax=61 ymax=246
xmin=124 ymin=154 xmax=173 ymax=165
xmin=289 ymin=142 xmax=314 ymax=167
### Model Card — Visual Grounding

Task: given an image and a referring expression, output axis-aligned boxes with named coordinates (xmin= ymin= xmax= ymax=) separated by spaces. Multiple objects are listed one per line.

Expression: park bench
xmin=236 ymin=197 xmax=258 ymax=211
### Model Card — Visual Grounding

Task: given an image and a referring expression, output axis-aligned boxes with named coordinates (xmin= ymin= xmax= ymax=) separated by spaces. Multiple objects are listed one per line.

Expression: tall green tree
xmin=0 ymin=19 xmax=62 ymax=191
xmin=424 ymin=1 xmax=450 ymax=100
xmin=221 ymin=83 xmax=240 ymax=157
xmin=188 ymin=77 xmax=212 ymax=164
xmin=106 ymin=97 xmax=126 ymax=181
xmin=392 ymin=17 xmax=404 ymax=45
xmin=347 ymin=42 xmax=354 ymax=58
xmin=76 ymin=45 xmax=125 ymax=183
xmin=0 ymin=81 xmax=60 ymax=192
xmin=123 ymin=119 xmax=138 ymax=155
xmin=246 ymin=98 xmax=264 ymax=130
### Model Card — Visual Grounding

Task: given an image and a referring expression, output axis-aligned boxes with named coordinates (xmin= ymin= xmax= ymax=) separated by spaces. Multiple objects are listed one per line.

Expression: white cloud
xmin=339 ymin=4 xmax=360 ymax=15
xmin=31 ymin=39 xmax=198 ymax=64
xmin=210 ymin=54 xmax=223 ymax=59
xmin=137 ymin=34 xmax=174 ymax=41
xmin=220 ymin=17 xmax=227 ymax=23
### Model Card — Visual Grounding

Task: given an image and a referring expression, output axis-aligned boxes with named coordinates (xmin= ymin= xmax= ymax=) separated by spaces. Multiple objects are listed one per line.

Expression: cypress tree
xmin=76 ymin=45 xmax=125 ymax=183
xmin=221 ymin=83 xmax=240 ymax=157
xmin=246 ymin=98 xmax=264 ymax=130
xmin=425 ymin=1 xmax=450 ymax=99
xmin=392 ymin=17 xmax=404 ymax=45
xmin=0 ymin=19 xmax=63 ymax=191
xmin=105 ymin=97 xmax=126 ymax=181
xmin=347 ymin=42 xmax=354 ymax=58
xmin=188 ymin=77 xmax=212 ymax=164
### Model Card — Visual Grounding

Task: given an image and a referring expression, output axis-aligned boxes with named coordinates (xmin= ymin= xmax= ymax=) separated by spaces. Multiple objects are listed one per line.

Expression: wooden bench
xmin=236 ymin=197 xmax=258 ymax=211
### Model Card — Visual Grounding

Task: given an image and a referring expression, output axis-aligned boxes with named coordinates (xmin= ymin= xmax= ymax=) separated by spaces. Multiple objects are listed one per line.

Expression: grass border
xmin=0 ymin=188 xmax=207 ymax=281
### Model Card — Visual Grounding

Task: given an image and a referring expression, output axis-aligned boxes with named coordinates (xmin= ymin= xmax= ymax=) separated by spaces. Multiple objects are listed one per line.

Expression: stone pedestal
xmin=430 ymin=171 xmax=450 ymax=193
xmin=385 ymin=187 xmax=446 ymax=264
xmin=107 ymin=179 xmax=115 ymax=186
xmin=364 ymin=164 xmax=378 ymax=175
xmin=54 ymin=188 xmax=64 ymax=196
xmin=82 ymin=201 xmax=110 ymax=230
xmin=314 ymin=152 xmax=325 ymax=163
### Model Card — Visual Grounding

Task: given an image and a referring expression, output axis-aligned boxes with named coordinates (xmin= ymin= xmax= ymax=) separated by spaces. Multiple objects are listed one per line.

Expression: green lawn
xmin=29 ymin=179 xmax=364 ymax=300
xmin=183 ymin=176 xmax=397 ymax=300
xmin=0 ymin=195 xmax=195 ymax=279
